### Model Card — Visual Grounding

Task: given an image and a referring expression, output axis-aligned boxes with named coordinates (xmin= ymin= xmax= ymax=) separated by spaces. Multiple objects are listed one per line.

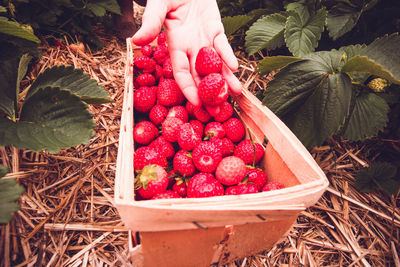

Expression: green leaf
xmin=0 ymin=6 xmax=6 ymax=13
xmin=95 ymin=0 xmax=121 ymax=15
xmin=326 ymin=1 xmax=364 ymax=40
xmin=338 ymin=44 xmax=367 ymax=62
xmin=355 ymin=162 xmax=400 ymax=195
xmin=245 ymin=12 xmax=289 ymax=55
xmin=222 ymin=15 xmax=252 ymax=37
xmin=343 ymin=92 xmax=389 ymax=141
xmin=263 ymin=51 xmax=353 ymax=148
xmin=26 ymin=65 xmax=111 ymax=104
xmin=258 ymin=56 xmax=302 ymax=75
xmin=87 ymin=3 xmax=106 ymax=17
xmin=0 ymin=166 xmax=8 ymax=178
xmin=0 ymin=87 xmax=95 ymax=153
xmin=0 ymin=167 xmax=25 ymax=224
xmin=284 ymin=7 xmax=327 ymax=57
xmin=0 ymin=18 xmax=40 ymax=43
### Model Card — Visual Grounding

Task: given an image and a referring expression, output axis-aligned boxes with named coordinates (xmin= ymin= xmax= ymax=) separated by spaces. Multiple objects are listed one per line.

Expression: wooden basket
xmin=114 ymin=39 xmax=329 ymax=266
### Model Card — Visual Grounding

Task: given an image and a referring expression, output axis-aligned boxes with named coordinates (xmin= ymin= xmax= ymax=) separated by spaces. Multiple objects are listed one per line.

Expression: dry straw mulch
xmin=0 ymin=31 xmax=399 ymax=267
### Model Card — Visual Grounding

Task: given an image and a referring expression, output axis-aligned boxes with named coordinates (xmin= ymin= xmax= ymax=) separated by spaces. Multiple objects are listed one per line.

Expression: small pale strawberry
xmin=195 ymin=47 xmax=223 ymax=76
xmin=223 ymin=118 xmax=245 ymax=143
xmin=187 ymin=172 xmax=224 ymax=198
xmin=177 ymin=123 xmax=201 ymax=151
xmin=149 ymin=136 xmax=175 ymax=159
xmin=192 ymin=105 xmax=212 ymax=123
xmin=192 ymin=141 xmax=222 ymax=173
xmin=151 ymin=190 xmax=181 ymax=199
xmin=246 ymin=168 xmax=268 ymax=191
xmin=149 ymin=104 xmax=168 ymax=126
xmin=213 ymin=101 xmax=234 ymax=122
xmin=133 ymin=121 xmax=159 ymax=145
xmin=205 ymin=122 xmax=225 ymax=139
xmin=135 ymin=164 xmax=168 ymax=199
xmin=140 ymin=44 xmax=153 ymax=57
xmin=262 ymin=182 xmax=284 ymax=192
xmin=134 ymin=146 xmax=167 ymax=170
xmin=215 ymin=156 xmax=247 ymax=185
xmin=167 ymin=106 xmax=189 ymax=123
xmin=134 ymin=55 xmax=156 ymax=73
xmin=173 ymin=150 xmax=196 ymax=176
xmin=161 ymin=117 xmax=184 ymax=142
xmin=157 ymin=79 xmax=185 ymax=107
xmin=134 ymin=73 xmax=156 ymax=88
xmin=234 ymin=139 xmax=264 ymax=165
xmin=198 ymin=73 xmax=228 ymax=106
xmin=225 ymin=184 xmax=259 ymax=195
xmin=134 ymin=86 xmax=156 ymax=113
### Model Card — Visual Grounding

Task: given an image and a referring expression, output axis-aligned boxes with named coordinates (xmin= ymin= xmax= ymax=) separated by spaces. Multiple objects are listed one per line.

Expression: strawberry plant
xmin=0 ymin=166 xmax=24 ymax=224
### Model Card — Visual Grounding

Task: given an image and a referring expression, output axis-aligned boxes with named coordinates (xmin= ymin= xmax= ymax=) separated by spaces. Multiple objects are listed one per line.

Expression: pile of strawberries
xmin=132 ymin=32 xmax=283 ymax=200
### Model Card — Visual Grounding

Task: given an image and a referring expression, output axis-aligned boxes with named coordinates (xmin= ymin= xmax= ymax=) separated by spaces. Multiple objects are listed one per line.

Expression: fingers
xmin=222 ymin=64 xmax=242 ymax=96
xmin=214 ymin=33 xmax=239 ymax=72
xmin=132 ymin=0 xmax=168 ymax=46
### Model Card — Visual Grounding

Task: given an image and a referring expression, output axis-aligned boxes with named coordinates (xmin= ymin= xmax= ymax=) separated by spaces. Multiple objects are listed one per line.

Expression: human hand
xmin=132 ymin=0 xmax=242 ymax=115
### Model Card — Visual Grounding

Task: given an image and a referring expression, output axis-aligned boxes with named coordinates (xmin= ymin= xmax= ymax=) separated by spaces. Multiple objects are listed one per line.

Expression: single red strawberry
xmin=134 ymin=146 xmax=167 ymax=170
xmin=153 ymin=44 xmax=169 ymax=64
xmin=192 ymin=105 xmax=212 ymax=123
xmin=186 ymin=101 xmax=195 ymax=117
xmin=162 ymin=58 xmax=174 ymax=78
xmin=173 ymin=150 xmax=196 ymax=177
xmin=149 ymin=104 xmax=168 ymax=126
xmin=157 ymin=32 xmax=166 ymax=45
xmin=262 ymin=182 xmax=284 ymax=192
xmin=141 ymin=44 xmax=153 ymax=57
xmin=135 ymin=73 xmax=156 ymax=88
xmin=189 ymin=120 xmax=204 ymax=138
xmin=151 ymin=190 xmax=181 ymax=199
xmin=134 ymin=86 xmax=156 ymax=113
xmin=215 ymin=156 xmax=247 ymax=185
xmin=134 ymin=56 xmax=156 ymax=73
xmin=157 ymin=79 xmax=185 ymax=107
xmin=204 ymin=122 xmax=225 ymax=139
xmin=167 ymin=106 xmax=189 ymax=122
xmin=210 ymin=137 xmax=234 ymax=157
xmin=225 ymin=184 xmax=259 ymax=195
xmin=133 ymin=121 xmax=159 ymax=145
xmin=223 ymin=118 xmax=245 ymax=143
xmin=246 ymin=168 xmax=268 ymax=191
xmin=187 ymin=172 xmax=224 ymax=198
xmin=198 ymin=73 xmax=228 ymax=106
xmin=177 ymin=123 xmax=202 ymax=151
xmin=153 ymin=64 xmax=163 ymax=81
xmin=167 ymin=170 xmax=178 ymax=188
xmin=213 ymin=101 xmax=234 ymax=122
xmin=161 ymin=117 xmax=184 ymax=142
xmin=192 ymin=141 xmax=222 ymax=173
xmin=149 ymin=136 xmax=175 ymax=159
xmin=172 ymin=177 xmax=187 ymax=197
xmin=195 ymin=47 xmax=223 ymax=76
xmin=234 ymin=139 xmax=264 ymax=165
xmin=135 ymin=164 xmax=168 ymax=199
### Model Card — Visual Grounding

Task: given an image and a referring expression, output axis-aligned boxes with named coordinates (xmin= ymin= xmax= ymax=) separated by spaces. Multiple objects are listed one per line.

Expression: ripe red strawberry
xmin=149 ymin=104 xmax=168 ymax=126
xmin=166 ymin=106 xmax=189 ymax=122
xmin=141 ymin=44 xmax=153 ymax=57
xmin=189 ymin=120 xmax=204 ymax=138
xmin=162 ymin=58 xmax=174 ymax=78
xmin=134 ymin=86 xmax=156 ymax=113
xmin=153 ymin=44 xmax=169 ymax=64
xmin=133 ymin=121 xmax=159 ymax=145
xmin=234 ymin=139 xmax=264 ymax=165
xmin=262 ymin=182 xmax=284 ymax=192
xmin=187 ymin=172 xmax=224 ymax=198
xmin=205 ymin=122 xmax=225 ymax=139
xmin=195 ymin=47 xmax=223 ymax=76
xmin=213 ymin=101 xmax=234 ymax=122
xmin=225 ymin=184 xmax=259 ymax=195
xmin=210 ymin=137 xmax=234 ymax=157
xmin=134 ymin=56 xmax=156 ymax=73
xmin=215 ymin=156 xmax=247 ymax=185
xmin=134 ymin=146 xmax=167 ymax=170
xmin=167 ymin=170 xmax=178 ymax=188
xmin=173 ymin=150 xmax=196 ymax=176
xmin=246 ymin=168 xmax=268 ymax=191
xmin=172 ymin=177 xmax=187 ymax=197
xmin=157 ymin=79 xmax=185 ymax=107
xmin=185 ymin=101 xmax=195 ymax=117
xmin=153 ymin=64 xmax=163 ymax=81
xmin=135 ymin=73 xmax=156 ymax=88
xmin=192 ymin=141 xmax=222 ymax=173
xmin=149 ymin=136 xmax=175 ymax=159
xmin=177 ymin=123 xmax=201 ymax=151
xmin=157 ymin=32 xmax=166 ymax=45
xmin=223 ymin=118 xmax=245 ymax=142
xmin=192 ymin=105 xmax=212 ymax=123
xmin=161 ymin=117 xmax=184 ymax=142
xmin=198 ymin=73 xmax=228 ymax=106
xmin=151 ymin=190 xmax=181 ymax=199
xmin=135 ymin=164 xmax=168 ymax=199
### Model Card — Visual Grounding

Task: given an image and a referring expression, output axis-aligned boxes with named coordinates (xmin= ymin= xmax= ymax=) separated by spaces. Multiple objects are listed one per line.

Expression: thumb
xmin=132 ymin=0 xmax=168 ymax=46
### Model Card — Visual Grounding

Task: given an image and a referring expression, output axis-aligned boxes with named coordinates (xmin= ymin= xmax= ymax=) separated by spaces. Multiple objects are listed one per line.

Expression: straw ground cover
xmin=0 ymin=30 xmax=400 ymax=266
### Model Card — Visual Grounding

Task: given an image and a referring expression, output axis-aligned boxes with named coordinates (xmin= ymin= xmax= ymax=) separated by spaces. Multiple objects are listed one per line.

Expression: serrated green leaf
xmin=0 ymin=18 xmax=40 ymax=43
xmin=343 ymin=92 xmax=389 ymax=141
xmin=87 ymin=3 xmax=106 ymax=17
xmin=326 ymin=1 xmax=363 ymax=40
xmin=263 ymin=51 xmax=352 ymax=148
xmin=355 ymin=162 xmax=399 ymax=195
xmin=338 ymin=44 xmax=367 ymax=62
xmin=245 ymin=12 xmax=289 ymax=55
xmin=26 ymin=65 xmax=111 ymax=104
xmin=0 ymin=45 xmax=19 ymax=117
xmin=0 ymin=87 xmax=95 ymax=153
xmin=257 ymin=56 xmax=302 ymax=75
xmin=222 ymin=15 xmax=252 ymax=37
xmin=0 ymin=177 xmax=25 ymax=224
xmin=284 ymin=7 xmax=327 ymax=57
